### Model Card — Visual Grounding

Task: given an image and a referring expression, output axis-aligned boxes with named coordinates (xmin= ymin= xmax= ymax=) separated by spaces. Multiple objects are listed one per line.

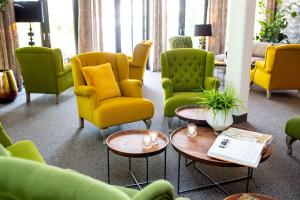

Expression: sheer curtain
xmin=149 ymin=0 xmax=167 ymax=72
xmin=208 ymin=0 xmax=228 ymax=54
xmin=78 ymin=0 xmax=103 ymax=53
xmin=0 ymin=0 xmax=22 ymax=89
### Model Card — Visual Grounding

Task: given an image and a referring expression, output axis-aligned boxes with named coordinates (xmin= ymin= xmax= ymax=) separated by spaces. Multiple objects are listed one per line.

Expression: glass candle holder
xmin=149 ymin=132 xmax=158 ymax=145
xmin=143 ymin=135 xmax=152 ymax=149
xmin=187 ymin=123 xmax=197 ymax=137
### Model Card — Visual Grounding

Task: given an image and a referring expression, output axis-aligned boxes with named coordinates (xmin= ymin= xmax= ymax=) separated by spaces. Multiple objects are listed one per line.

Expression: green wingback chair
xmin=0 ymin=122 xmax=45 ymax=163
xmin=285 ymin=116 xmax=300 ymax=155
xmin=0 ymin=156 xmax=188 ymax=200
xmin=161 ymin=48 xmax=220 ymax=131
xmin=169 ymin=36 xmax=193 ymax=49
xmin=15 ymin=47 xmax=73 ymax=104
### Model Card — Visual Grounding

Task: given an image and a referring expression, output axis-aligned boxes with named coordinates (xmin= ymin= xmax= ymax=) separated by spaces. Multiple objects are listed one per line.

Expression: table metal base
xmin=177 ymin=154 xmax=253 ymax=195
xmin=107 ymin=148 xmax=167 ymax=190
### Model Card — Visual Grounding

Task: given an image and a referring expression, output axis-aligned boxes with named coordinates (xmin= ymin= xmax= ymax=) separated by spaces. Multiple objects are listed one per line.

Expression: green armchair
xmin=0 ymin=156 xmax=187 ymax=200
xmin=15 ymin=47 xmax=73 ymax=104
xmin=285 ymin=116 xmax=300 ymax=155
xmin=160 ymin=48 xmax=220 ymax=131
xmin=169 ymin=36 xmax=193 ymax=49
xmin=0 ymin=122 xmax=45 ymax=163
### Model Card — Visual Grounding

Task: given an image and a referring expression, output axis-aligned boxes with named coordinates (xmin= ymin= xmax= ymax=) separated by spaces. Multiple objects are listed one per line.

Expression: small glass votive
xmin=187 ymin=123 xmax=197 ymax=137
xmin=143 ymin=135 xmax=152 ymax=149
xmin=149 ymin=132 xmax=158 ymax=145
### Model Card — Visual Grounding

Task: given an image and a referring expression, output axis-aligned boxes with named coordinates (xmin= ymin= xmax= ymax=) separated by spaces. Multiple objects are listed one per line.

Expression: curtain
xmin=266 ymin=0 xmax=276 ymax=23
xmin=207 ymin=0 xmax=228 ymax=54
xmin=0 ymin=0 xmax=22 ymax=90
xmin=148 ymin=0 xmax=167 ymax=72
xmin=78 ymin=0 xmax=103 ymax=53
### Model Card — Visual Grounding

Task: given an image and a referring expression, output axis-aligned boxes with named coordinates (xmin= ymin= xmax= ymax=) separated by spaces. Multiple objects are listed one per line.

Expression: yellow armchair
xmin=71 ymin=52 xmax=154 ymax=143
xmin=128 ymin=40 xmax=153 ymax=81
xmin=250 ymin=44 xmax=300 ymax=99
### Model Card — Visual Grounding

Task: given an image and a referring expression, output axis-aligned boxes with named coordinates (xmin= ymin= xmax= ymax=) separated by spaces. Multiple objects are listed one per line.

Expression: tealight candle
xmin=187 ymin=123 xmax=197 ymax=137
xmin=149 ymin=132 xmax=158 ymax=145
xmin=143 ymin=135 xmax=152 ymax=148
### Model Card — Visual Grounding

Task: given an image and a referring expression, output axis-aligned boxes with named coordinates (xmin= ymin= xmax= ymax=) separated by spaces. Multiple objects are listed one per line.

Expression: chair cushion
xmin=93 ymin=97 xmax=154 ymax=128
xmin=6 ymin=140 xmax=45 ymax=163
xmin=82 ymin=63 xmax=121 ymax=101
xmin=252 ymin=42 xmax=272 ymax=57
xmin=164 ymin=92 xmax=203 ymax=117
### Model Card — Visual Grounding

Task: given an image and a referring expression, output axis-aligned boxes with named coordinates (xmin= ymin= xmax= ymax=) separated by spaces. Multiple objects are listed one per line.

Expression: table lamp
xmin=14 ymin=1 xmax=44 ymax=46
xmin=194 ymin=24 xmax=212 ymax=50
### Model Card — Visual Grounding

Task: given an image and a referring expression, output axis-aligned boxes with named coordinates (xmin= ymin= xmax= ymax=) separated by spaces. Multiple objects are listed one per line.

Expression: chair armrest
xmin=129 ymin=61 xmax=142 ymax=68
xmin=128 ymin=55 xmax=133 ymax=61
xmin=74 ymin=85 xmax=97 ymax=97
xmin=204 ymin=77 xmax=220 ymax=90
xmin=132 ymin=180 xmax=175 ymax=200
xmin=255 ymin=60 xmax=265 ymax=70
xmin=57 ymin=63 xmax=72 ymax=77
xmin=120 ymin=79 xmax=143 ymax=98
xmin=161 ymin=78 xmax=173 ymax=100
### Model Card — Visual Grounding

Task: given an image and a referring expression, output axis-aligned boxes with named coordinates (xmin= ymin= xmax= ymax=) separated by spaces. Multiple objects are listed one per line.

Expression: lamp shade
xmin=194 ymin=24 xmax=212 ymax=36
xmin=14 ymin=1 xmax=44 ymax=23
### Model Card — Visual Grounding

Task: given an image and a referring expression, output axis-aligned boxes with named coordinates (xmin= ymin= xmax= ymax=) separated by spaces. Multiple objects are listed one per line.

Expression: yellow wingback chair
xmin=71 ymin=52 xmax=154 ymax=142
xmin=250 ymin=44 xmax=300 ymax=99
xmin=128 ymin=40 xmax=152 ymax=81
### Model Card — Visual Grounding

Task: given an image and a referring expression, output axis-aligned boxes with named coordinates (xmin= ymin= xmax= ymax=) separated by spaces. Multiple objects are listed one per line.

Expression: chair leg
xmin=297 ymin=90 xmax=300 ymax=98
xmin=143 ymin=119 xmax=152 ymax=129
xmin=167 ymin=117 xmax=173 ymax=133
xmin=249 ymin=82 xmax=253 ymax=91
xmin=100 ymin=128 xmax=108 ymax=145
xmin=286 ymin=135 xmax=296 ymax=155
xmin=26 ymin=92 xmax=30 ymax=103
xmin=266 ymin=90 xmax=271 ymax=99
xmin=79 ymin=117 xmax=84 ymax=128
xmin=56 ymin=94 xmax=59 ymax=104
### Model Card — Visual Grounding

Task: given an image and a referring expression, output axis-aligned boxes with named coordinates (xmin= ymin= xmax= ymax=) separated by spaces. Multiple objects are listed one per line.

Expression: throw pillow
xmin=82 ymin=63 xmax=121 ymax=101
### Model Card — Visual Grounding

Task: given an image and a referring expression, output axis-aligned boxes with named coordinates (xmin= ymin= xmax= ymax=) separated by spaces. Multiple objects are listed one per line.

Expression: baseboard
xmin=233 ymin=113 xmax=248 ymax=124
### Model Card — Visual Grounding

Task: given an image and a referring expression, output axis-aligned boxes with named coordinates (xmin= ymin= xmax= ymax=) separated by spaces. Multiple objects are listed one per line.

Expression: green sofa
xmin=15 ymin=47 xmax=73 ymax=104
xmin=160 ymin=48 xmax=220 ymax=131
xmin=285 ymin=116 xmax=300 ymax=155
xmin=0 ymin=122 xmax=45 ymax=163
xmin=169 ymin=36 xmax=193 ymax=49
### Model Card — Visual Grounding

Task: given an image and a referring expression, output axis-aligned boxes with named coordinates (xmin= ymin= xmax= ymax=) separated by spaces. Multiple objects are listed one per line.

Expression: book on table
xmin=207 ymin=127 xmax=272 ymax=168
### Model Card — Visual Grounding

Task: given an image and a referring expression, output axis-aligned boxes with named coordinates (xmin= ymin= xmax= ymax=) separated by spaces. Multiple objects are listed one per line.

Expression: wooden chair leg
xmin=56 ymin=94 xmax=59 ymax=104
xmin=100 ymin=128 xmax=108 ymax=145
xmin=286 ymin=135 xmax=296 ymax=155
xmin=266 ymin=90 xmax=271 ymax=99
xmin=79 ymin=117 xmax=84 ymax=128
xmin=167 ymin=117 xmax=173 ymax=133
xmin=143 ymin=119 xmax=152 ymax=129
xmin=26 ymin=92 xmax=30 ymax=103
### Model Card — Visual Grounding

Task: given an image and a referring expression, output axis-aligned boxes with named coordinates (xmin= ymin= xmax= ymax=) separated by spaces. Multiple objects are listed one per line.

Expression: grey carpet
xmin=1 ymin=70 xmax=300 ymax=200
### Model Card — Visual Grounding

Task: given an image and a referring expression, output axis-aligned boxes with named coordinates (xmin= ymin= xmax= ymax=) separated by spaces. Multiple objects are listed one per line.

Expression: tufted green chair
xmin=169 ymin=36 xmax=193 ymax=49
xmin=285 ymin=116 xmax=300 ymax=155
xmin=161 ymin=48 xmax=220 ymax=131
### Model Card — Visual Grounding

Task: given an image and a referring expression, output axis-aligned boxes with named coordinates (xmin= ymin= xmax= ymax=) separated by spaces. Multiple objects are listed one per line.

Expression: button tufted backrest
xmin=161 ymin=48 xmax=212 ymax=92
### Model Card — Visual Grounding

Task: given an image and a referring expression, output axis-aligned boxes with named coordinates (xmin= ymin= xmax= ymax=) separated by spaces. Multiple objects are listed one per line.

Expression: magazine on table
xmin=207 ymin=127 xmax=273 ymax=168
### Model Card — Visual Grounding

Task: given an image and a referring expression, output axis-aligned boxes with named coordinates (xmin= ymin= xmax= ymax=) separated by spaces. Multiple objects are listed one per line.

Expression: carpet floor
xmin=0 ymin=71 xmax=300 ymax=200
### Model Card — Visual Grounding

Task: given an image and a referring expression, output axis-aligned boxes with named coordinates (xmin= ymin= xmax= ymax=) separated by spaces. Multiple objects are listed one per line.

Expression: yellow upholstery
xmin=82 ymin=63 xmax=121 ymax=101
xmin=128 ymin=40 xmax=152 ymax=80
xmin=251 ymin=44 xmax=300 ymax=93
xmin=71 ymin=52 xmax=154 ymax=129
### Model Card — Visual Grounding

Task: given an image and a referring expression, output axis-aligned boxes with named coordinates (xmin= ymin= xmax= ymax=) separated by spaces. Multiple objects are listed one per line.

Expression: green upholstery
xmin=0 ymin=122 xmax=45 ymax=163
xmin=285 ymin=116 xmax=300 ymax=155
xmin=0 ymin=144 xmax=11 ymax=157
xmin=0 ymin=157 xmax=187 ymax=200
xmin=161 ymin=48 xmax=220 ymax=117
xmin=15 ymin=47 xmax=73 ymax=101
xmin=169 ymin=36 xmax=193 ymax=49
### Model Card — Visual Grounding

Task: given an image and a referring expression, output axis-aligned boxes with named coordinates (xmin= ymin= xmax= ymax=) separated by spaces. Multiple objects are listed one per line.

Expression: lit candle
xmin=187 ymin=123 xmax=197 ymax=137
xmin=149 ymin=132 xmax=158 ymax=145
xmin=144 ymin=135 xmax=152 ymax=148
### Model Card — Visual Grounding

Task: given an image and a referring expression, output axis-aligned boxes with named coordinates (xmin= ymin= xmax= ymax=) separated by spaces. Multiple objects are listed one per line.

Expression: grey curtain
xmin=78 ymin=0 xmax=103 ymax=53
xmin=0 ymin=0 xmax=22 ymax=89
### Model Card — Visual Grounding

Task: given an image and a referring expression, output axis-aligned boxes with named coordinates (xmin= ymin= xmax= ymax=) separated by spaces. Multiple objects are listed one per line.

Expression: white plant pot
xmin=206 ymin=109 xmax=233 ymax=133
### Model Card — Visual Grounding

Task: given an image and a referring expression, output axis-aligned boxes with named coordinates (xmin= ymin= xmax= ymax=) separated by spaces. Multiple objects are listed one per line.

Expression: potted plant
xmin=0 ymin=0 xmax=8 ymax=11
xmin=197 ymin=87 xmax=241 ymax=133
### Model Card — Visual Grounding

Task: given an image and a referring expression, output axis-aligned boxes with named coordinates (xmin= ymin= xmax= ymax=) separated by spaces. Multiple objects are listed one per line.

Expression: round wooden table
xmin=175 ymin=105 xmax=208 ymax=126
xmin=106 ymin=130 xmax=169 ymax=189
xmin=171 ymin=126 xmax=272 ymax=195
xmin=224 ymin=193 xmax=277 ymax=200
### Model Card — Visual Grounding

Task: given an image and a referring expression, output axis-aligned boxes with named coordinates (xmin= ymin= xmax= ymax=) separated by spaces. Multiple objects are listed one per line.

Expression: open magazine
xmin=207 ymin=127 xmax=272 ymax=168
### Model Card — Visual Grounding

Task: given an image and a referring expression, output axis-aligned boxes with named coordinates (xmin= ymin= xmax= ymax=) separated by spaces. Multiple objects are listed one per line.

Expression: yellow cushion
xmin=82 ymin=63 xmax=121 ymax=101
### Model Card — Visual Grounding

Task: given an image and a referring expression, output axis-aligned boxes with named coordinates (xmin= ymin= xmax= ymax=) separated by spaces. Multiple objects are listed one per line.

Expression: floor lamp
xmin=194 ymin=24 xmax=212 ymax=50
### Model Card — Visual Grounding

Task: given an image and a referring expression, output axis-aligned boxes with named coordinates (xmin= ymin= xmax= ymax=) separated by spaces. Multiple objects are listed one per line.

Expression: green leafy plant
xmin=196 ymin=87 xmax=242 ymax=119
xmin=256 ymin=0 xmax=300 ymax=43
xmin=0 ymin=0 xmax=8 ymax=11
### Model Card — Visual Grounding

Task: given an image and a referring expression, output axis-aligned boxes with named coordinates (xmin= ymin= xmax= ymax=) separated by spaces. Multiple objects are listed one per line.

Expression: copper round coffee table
xmin=106 ymin=130 xmax=169 ymax=189
xmin=175 ymin=105 xmax=209 ymax=126
xmin=224 ymin=193 xmax=277 ymax=200
xmin=171 ymin=126 xmax=272 ymax=195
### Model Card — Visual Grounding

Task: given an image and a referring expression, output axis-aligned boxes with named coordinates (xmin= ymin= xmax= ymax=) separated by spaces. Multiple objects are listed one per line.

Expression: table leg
xmin=146 ymin=156 xmax=149 ymax=184
xmin=177 ymin=154 xmax=181 ymax=194
xmin=129 ymin=157 xmax=132 ymax=171
xmin=164 ymin=149 xmax=167 ymax=179
xmin=246 ymin=167 xmax=251 ymax=192
xmin=107 ymin=148 xmax=110 ymax=184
